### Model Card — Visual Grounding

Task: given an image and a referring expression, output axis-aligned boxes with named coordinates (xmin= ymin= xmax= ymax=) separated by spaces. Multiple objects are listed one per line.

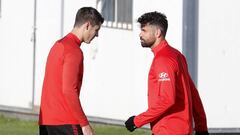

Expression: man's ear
xmin=86 ymin=22 xmax=90 ymax=30
xmin=156 ymin=28 xmax=162 ymax=38
xmin=84 ymin=21 xmax=90 ymax=30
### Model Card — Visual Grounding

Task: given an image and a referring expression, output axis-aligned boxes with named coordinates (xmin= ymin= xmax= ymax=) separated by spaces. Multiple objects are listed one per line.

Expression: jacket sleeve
xmin=189 ymin=77 xmax=208 ymax=132
xmin=183 ymin=56 xmax=208 ymax=132
xmin=62 ymin=51 xmax=89 ymax=126
xmin=134 ymin=58 xmax=176 ymax=128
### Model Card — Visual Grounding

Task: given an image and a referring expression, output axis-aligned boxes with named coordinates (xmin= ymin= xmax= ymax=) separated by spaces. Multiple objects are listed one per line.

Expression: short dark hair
xmin=137 ymin=11 xmax=168 ymax=37
xmin=74 ymin=7 xmax=104 ymax=27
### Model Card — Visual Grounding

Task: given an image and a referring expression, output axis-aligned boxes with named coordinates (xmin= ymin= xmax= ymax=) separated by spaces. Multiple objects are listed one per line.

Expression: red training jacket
xmin=39 ymin=33 xmax=88 ymax=126
xmin=134 ymin=40 xmax=208 ymax=135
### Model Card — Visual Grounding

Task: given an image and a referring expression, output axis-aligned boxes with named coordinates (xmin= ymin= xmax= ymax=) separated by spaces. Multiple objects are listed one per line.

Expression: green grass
xmin=0 ymin=115 xmax=151 ymax=135
xmin=0 ymin=115 xmax=38 ymax=135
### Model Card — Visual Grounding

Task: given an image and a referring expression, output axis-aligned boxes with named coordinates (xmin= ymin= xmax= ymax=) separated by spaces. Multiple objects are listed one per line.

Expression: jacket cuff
xmin=133 ymin=116 xmax=142 ymax=128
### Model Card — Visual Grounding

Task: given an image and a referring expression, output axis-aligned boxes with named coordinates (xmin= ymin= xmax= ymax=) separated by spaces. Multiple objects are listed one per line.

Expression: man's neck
xmin=71 ymin=27 xmax=83 ymax=41
xmin=151 ymin=37 xmax=164 ymax=49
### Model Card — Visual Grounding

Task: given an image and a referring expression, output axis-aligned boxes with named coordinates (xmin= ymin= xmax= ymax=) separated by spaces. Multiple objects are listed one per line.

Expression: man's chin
xmin=141 ymin=43 xmax=151 ymax=48
xmin=84 ymin=41 xmax=91 ymax=44
xmin=141 ymin=45 xmax=149 ymax=48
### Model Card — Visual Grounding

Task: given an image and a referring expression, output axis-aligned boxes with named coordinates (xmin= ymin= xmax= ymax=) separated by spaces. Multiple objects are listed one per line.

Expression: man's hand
xmin=125 ymin=116 xmax=137 ymax=132
xmin=195 ymin=131 xmax=209 ymax=135
xmin=82 ymin=125 xmax=94 ymax=135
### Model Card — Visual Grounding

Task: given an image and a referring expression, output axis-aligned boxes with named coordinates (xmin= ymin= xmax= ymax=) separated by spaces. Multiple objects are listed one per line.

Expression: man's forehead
xmin=140 ymin=23 xmax=150 ymax=28
xmin=140 ymin=23 xmax=156 ymax=29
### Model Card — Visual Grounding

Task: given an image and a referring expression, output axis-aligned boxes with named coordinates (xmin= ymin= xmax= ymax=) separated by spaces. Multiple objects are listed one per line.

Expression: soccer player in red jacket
xmin=125 ymin=12 xmax=209 ymax=135
xmin=39 ymin=7 xmax=104 ymax=135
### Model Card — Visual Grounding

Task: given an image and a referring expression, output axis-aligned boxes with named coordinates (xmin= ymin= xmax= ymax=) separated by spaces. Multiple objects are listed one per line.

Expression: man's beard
xmin=140 ymin=38 xmax=154 ymax=48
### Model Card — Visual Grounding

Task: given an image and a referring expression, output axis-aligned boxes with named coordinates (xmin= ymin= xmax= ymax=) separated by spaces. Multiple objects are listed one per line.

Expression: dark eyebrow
xmin=141 ymin=27 xmax=146 ymax=32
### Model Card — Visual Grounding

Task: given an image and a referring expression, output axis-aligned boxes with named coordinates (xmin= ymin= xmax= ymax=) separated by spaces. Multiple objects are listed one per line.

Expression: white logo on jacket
xmin=158 ymin=72 xmax=170 ymax=81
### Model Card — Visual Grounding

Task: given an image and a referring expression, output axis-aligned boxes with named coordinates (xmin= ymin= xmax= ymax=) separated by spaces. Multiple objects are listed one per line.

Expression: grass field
xmin=0 ymin=115 xmax=151 ymax=135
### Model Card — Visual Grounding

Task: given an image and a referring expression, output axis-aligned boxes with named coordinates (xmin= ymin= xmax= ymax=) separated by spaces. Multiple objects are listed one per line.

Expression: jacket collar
xmin=151 ymin=40 xmax=168 ymax=56
xmin=67 ymin=33 xmax=81 ymax=46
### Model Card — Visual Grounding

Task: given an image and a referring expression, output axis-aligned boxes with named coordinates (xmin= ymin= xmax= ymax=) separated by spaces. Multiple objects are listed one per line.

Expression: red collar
xmin=151 ymin=40 xmax=168 ymax=56
xmin=67 ymin=33 xmax=81 ymax=46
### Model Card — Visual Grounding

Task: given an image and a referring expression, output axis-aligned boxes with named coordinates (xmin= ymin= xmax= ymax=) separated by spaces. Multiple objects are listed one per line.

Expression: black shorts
xmin=39 ymin=125 xmax=83 ymax=135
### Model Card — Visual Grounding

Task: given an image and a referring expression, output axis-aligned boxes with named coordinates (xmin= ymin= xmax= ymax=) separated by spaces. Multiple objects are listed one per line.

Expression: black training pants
xmin=39 ymin=125 xmax=83 ymax=135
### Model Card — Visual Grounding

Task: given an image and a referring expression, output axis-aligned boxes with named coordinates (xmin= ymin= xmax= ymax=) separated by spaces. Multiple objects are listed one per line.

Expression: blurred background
xmin=0 ymin=0 xmax=240 ymax=134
